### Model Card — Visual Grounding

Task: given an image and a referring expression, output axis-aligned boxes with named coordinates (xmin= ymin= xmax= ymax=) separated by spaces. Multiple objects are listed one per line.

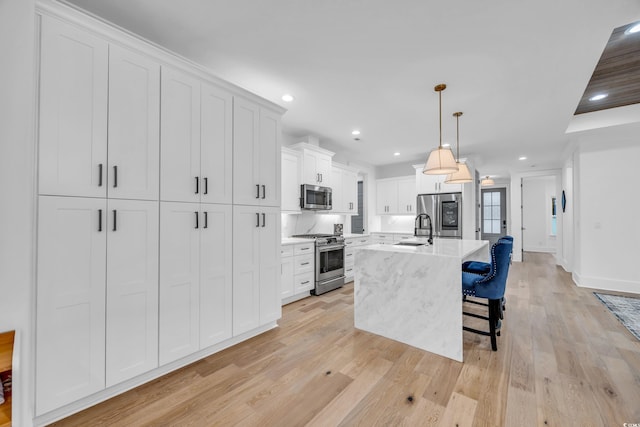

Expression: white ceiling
xmin=63 ymin=0 xmax=640 ymax=178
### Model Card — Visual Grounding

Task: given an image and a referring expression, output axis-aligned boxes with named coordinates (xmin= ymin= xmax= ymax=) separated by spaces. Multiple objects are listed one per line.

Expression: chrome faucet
xmin=414 ymin=213 xmax=433 ymax=244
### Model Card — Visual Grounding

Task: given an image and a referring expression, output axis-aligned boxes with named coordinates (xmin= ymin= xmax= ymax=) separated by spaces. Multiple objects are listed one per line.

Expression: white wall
xmin=572 ymin=130 xmax=640 ymax=293
xmin=560 ymin=157 xmax=574 ymax=272
xmin=0 ymin=0 xmax=36 ymax=425
xmin=522 ymin=176 xmax=557 ymax=253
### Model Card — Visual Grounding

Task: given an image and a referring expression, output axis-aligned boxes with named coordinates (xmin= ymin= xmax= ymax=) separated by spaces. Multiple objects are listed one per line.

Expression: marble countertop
xmin=343 ymin=233 xmax=370 ymax=238
xmin=281 ymin=237 xmax=316 ymax=246
xmin=357 ymin=239 xmax=488 ymax=258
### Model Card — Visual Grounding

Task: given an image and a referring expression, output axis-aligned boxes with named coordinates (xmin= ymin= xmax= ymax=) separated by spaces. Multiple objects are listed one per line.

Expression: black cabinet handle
xmin=98 ymin=164 xmax=103 ymax=187
xmin=204 ymin=211 xmax=208 ymax=229
xmin=256 ymin=212 xmax=260 ymax=227
xmin=301 ymin=262 xmax=310 ymax=266
xmin=98 ymin=209 xmax=102 ymax=232
xmin=113 ymin=166 xmax=118 ymax=188
xmin=195 ymin=211 xmax=199 ymax=229
xmin=195 ymin=177 xmax=199 ymax=194
xmin=261 ymin=213 xmax=266 ymax=227
xmin=261 ymin=185 xmax=266 ymax=199
xmin=112 ymin=210 xmax=117 ymax=231
xmin=301 ymin=280 xmax=310 ymax=285
xmin=256 ymin=184 xmax=260 ymax=199
xmin=204 ymin=177 xmax=208 ymax=195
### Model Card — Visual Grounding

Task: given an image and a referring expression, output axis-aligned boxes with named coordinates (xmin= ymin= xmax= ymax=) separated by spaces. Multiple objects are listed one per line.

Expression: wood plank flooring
xmin=52 ymin=252 xmax=640 ymax=426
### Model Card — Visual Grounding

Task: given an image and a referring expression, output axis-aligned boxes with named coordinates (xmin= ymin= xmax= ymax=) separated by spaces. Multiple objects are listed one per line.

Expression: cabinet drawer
xmin=281 ymin=245 xmax=294 ymax=257
xmin=356 ymin=237 xmax=370 ymax=246
xmin=344 ymin=238 xmax=356 ymax=246
xmin=294 ymin=254 xmax=314 ymax=275
xmin=344 ymin=249 xmax=355 ymax=264
xmin=372 ymin=233 xmax=392 ymax=240
xmin=294 ymin=243 xmax=314 ymax=256
xmin=294 ymin=272 xmax=314 ymax=293
xmin=344 ymin=265 xmax=355 ymax=279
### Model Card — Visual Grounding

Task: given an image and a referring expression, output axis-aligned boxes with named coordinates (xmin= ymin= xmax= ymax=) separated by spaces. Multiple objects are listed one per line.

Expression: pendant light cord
xmin=439 ymin=90 xmax=442 ymax=148
xmin=456 ymin=113 xmax=460 ymax=161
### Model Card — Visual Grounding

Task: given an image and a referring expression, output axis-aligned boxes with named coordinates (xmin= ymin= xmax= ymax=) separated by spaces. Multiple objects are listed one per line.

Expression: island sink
xmin=394 ymin=241 xmax=428 ymax=246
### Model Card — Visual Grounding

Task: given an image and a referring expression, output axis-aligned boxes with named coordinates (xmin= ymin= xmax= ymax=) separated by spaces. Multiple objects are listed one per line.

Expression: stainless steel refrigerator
xmin=415 ymin=192 xmax=463 ymax=239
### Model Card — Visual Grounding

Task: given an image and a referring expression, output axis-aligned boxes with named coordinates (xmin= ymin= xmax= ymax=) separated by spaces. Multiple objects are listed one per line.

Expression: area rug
xmin=594 ymin=292 xmax=640 ymax=341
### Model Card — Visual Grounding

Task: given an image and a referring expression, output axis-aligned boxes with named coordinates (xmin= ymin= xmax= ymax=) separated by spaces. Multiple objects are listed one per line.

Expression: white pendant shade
xmin=444 ymin=162 xmax=472 ymax=183
xmin=423 ymin=147 xmax=459 ymax=175
xmin=481 ymin=176 xmax=495 ymax=186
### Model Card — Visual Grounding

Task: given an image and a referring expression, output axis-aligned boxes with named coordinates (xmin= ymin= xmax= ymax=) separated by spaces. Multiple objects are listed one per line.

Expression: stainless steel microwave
xmin=300 ymin=184 xmax=332 ymax=210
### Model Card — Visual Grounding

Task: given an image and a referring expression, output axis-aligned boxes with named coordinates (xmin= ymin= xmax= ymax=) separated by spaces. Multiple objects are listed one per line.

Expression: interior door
xmin=481 ymin=187 xmax=507 ymax=245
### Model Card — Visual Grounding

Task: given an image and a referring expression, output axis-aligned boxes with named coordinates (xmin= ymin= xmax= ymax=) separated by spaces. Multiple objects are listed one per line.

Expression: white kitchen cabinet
xmin=36 ymin=196 xmax=107 ymax=415
xmin=233 ymin=206 xmax=281 ymax=335
xmin=107 ymin=45 xmax=160 ymax=200
xmin=289 ymin=142 xmax=334 ymax=186
xmin=416 ymin=169 xmax=462 ymax=194
xmin=105 ymin=199 xmax=159 ymax=386
xmin=344 ymin=235 xmax=371 ymax=282
xmin=161 ymin=68 xmax=233 ymax=204
xmin=331 ymin=163 xmax=359 ymax=214
xmin=159 ymin=202 xmax=233 ymax=365
xmin=376 ymin=176 xmax=415 ymax=215
xmin=199 ymin=203 xmax=233 ymax=348
xmin=281 ymin=251 xmax=295 ymax=299
xmin=281 ymin=148 xmax=302 ymax=213
xmin=371 ymin=233 xmax=394 ymax=244
xmin=38 ymin=16 xmax=108 ymax=198
xmin=233 ymin=97 xmax=282 ymax=207
xmin=281 ymin=242 xmax=315 ymax=304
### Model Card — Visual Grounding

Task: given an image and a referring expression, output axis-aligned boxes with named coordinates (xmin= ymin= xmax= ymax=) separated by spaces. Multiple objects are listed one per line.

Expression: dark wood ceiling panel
xmin=575 ymin=22 xmax=640 ymax=114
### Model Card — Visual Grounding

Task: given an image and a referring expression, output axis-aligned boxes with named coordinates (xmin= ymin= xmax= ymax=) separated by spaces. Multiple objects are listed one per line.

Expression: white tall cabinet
xmin=34 ymin=6 xmax=284 ymax=422
xmin=331 ymin=163 xmax=358 ymax=214
xmin=376 ymin=176 xmax=416 ymax=215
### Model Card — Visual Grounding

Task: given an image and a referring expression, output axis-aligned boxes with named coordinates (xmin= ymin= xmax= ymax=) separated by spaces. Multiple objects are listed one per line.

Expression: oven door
xmin=316 ymin=244 xmax=345 ymax=282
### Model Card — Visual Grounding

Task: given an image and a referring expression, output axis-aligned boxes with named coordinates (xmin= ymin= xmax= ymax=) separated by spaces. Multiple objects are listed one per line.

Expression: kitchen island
xmin=354 ymin=239 xmax=489 ymax=362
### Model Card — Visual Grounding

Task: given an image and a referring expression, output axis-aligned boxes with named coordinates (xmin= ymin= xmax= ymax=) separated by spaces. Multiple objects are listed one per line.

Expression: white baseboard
xmin=573 ymin=270 xmax=640 ymax=294
xmin=522 ymin=246 xmax=556 ymax=254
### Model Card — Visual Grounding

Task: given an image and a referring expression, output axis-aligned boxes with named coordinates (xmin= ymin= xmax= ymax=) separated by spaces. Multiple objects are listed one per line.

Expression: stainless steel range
xmin=291 ymin=233 xmax=345 ymax=295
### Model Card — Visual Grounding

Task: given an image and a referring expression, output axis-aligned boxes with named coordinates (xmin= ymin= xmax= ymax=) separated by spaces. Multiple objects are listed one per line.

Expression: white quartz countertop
xmin=358 ymin=239 xmax=488 ymax=258
xmin=343 ymin=233 xmax=370 ymax=238
xmin=281 ymin=237 xmax=316 ymax=246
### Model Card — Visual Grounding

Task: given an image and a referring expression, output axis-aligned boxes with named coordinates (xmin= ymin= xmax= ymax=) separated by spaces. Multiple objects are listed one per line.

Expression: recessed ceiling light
xmin=351 ymin=130 xmax=361 ymax=136
xmin=281 ymin=94 xmax=294 ymax=102
xmin=589 ymin=93 xmax=608 ymax=101
xmin=625 ymin=22 xmax=640 ymax=34
xmin=519 ymin=156 xmax=527 ymax=161
xmin=394 ymin=152 xmax=400 ymax=156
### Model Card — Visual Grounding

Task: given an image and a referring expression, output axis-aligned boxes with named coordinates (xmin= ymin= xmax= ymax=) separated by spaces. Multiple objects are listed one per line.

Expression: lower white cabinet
xmin=36 ymin=196 xmax=159 ymax=414
xmin=233 ymin=206 xmax=281 ymax=336
xmin=344 ymin=235 xmax=371 ymax=282
xmin=159 ymin=202 xmax=232 ymax=365
xmin=281 ymin=242 xmax=315 ymax=303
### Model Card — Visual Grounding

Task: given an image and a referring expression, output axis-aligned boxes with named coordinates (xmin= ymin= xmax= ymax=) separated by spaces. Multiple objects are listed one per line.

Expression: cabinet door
xmin=160 ymin=67 xmax=201 ymax=203
xmin=316 ymin=154 xmax=332 ymax=187
xmin=159 ymin=202 xmax=200 ymax=365
xmin=233 ymin=97 xmax=260 ymax=206
xmin=108 ymin=46 xmax=160 ymax=200
xmin=416 ymin=171 xmax=439 ymax=194
xmin=39 ymin=16 xmax=108 ymax=198
xmin=201 ymin=83 xmax=233 ymax=204
xmin=281 ymin=150 xmax=301 ymax=212
xmin=105 ymin=199 xmax=159 ymax=386
xmin=259 ymin=108 xmax=282 ymax=207
xmin=376 ymin=180 xmax=396 ymax=214
xmin=36 ymin=196 xmax=106 ymax=415
xmin=199 ymin=204 xmax=233 ymax=348
xmin=397 ymin=177 xmax=416 ymax=214
xmin=233 ymin=206 xmax=261 ymax=335
xmin=303 ymin=152 xmax=319 ymax=184
xmin=343 ymin=169 xmax=358 ymax=214
xmin=281 ymin=257 xmax=294 ymax=300
xmin=259 ymin=207 xmax=282 ymax=324
xmin=439 ymin=178 xmax=462 ymax=194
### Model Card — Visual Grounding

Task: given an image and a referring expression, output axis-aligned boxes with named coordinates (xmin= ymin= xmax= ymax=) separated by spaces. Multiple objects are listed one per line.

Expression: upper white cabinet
xmin=161 ymin=68 xmax=233 ymax=204
xmin=376 ymin=176 xmax=415 ymax=215
xmin=39 ymin=16 xmax=160 ymax=200
xmin=38 ymin=16 xmax=108 ymax=198
xmin=281 ymin=148 xmax=302 ymax=213
xmin=233 ymin=97 xmax=282 ymax=207
xmin=331 ymin=163 xmax=358 ymax=214
xmin=290 ymin=142 xmax=334 ymax=187
xmin=107 ymin=46 xmax=160 ymax=200
xmin=415 ymin=167 xmax=462 ymax=194
xmin=233 ymin=205 xmax=281 ymax=335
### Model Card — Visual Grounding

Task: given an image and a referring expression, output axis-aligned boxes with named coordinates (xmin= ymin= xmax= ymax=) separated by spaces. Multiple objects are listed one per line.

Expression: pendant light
xmin=444 ymin=111 xmax=473 ymax=184
xmin=481 ymin=176 xmax=495 ymax=186
xmin=423 ymin=84 xmax=459 ymax=175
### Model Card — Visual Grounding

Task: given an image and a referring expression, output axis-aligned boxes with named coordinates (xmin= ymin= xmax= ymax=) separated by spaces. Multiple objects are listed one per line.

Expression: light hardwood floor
xmin=52 ymin=252 xmax=640 ymax=426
